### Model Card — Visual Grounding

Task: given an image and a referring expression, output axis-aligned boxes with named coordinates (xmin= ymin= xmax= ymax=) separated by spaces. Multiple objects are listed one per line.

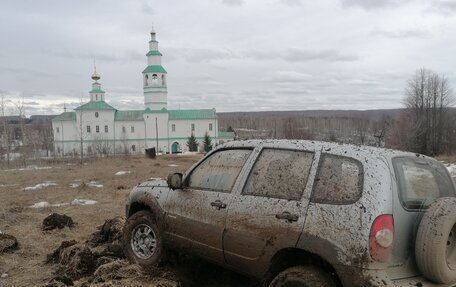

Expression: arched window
xmin=161 ymin=75 xmax=166 ymax=86
xmin=152 ymin=74 xmax=158 ymax=85
xmin=95 ymin=112 xmax=99 ymax=118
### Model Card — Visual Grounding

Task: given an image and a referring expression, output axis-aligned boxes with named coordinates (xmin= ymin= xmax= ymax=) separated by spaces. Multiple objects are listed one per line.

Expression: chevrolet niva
xmin=122 ymin=140 xmax=456 ymax=287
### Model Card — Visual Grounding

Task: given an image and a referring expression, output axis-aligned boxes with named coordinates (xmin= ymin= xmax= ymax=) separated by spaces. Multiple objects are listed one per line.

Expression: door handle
xmin=210 ymin=200 xmax=227 ymax=210
xmin=275 ymin=211 xmax=299 ymax=222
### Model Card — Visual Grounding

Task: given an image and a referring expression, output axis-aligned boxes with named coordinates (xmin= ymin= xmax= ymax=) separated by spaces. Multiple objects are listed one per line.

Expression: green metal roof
xmin=89 ymin=89 xmax=105 ymax=93
xmin=146 ymin=50 xmax=163 ymax=56
xmin=144 ymin=107 xmax=168 ymax=114
xmin=114 ymin=110 xmax=144 ymax=121
xmin=142 ymin=65 xmax=167 ymax=74
xmin=168 ymin=109 xmax=216 ymax=120
xmin=52 ymin=112 xmax=76 ymax=122
xmin=218 ymin=131 xmax=235 ymax=139
xmin=74 ymin=101 xmax=116 ymax=111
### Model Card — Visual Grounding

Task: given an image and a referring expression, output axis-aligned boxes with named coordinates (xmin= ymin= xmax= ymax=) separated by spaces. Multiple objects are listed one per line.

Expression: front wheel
xmin=123 ymin=210 xmax=163 ymax=270
xmin=269 ymin=265 xmax=336 ymax=287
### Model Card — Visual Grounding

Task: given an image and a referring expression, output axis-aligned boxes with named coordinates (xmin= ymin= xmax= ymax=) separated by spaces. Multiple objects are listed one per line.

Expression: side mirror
xmin=167 ymin=173 xmax=183 ymax=190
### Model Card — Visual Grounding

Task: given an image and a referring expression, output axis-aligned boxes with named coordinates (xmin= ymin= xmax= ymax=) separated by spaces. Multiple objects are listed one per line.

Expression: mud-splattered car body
xmin=125 ymin=140 xmax=456 ymax=287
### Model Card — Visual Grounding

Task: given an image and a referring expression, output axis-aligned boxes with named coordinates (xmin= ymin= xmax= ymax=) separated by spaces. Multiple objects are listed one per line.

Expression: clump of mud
xmin=87 ymin=217 xmax=124 ymax=246
xmin=42 ymin=213 xmax=75 ymax=231
xmin=0 ymin=233 xmax=18 ymax=253
xmin=43 ymin=217 xmax=179 ymax=287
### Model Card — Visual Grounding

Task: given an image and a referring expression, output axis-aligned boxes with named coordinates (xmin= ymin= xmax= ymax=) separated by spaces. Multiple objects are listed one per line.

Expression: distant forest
xmin=217 ymin=108 xmax=456 ymax=154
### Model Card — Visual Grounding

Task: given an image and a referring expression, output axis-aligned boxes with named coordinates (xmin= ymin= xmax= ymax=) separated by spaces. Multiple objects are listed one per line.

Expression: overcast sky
xmin=1 ymin=0 xmax=456 ymax=115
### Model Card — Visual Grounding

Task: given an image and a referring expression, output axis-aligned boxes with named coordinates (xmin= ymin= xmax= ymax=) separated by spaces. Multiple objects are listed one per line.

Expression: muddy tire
xmin=268 ymin=265 xmax=336 ymax=287
xmin=415 ymin=197 xmax=456 ymax=284
xmin=122 ymin=210 xmax=163 ymax=271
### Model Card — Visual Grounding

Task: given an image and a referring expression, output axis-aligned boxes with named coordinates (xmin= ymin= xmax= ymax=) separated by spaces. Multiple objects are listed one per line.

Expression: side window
xmin=187 ymin=149 xmax=252 ymax=193
xmin=312 ymin=154 xmax=363 ymax=204
xmin=243 ymin=149 xmax=314 ymax=200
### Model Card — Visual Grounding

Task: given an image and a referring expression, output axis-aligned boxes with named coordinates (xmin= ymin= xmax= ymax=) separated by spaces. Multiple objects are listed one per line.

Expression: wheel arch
xmin=263 ymin=247 xmax=341 ymax=286
xmin=126 ymin=194 xmax=166 ymax=229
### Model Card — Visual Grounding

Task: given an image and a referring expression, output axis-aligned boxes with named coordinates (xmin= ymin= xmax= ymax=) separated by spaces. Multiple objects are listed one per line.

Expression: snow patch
xmin=6 ymin=165 xmax=52 ymax=171
xmin=0 ymin=184 xmax=18 ymax=187
xmin=23 ymin=181 xmax=57 ymax=191
xmin=29 ymin=201 xmax=69 ymax=209
xmin=69 ymin=182 xmax=80 ymax=188
xmin=71 ymin=199 xmax=98 ymax=206
xmin=149 ymin=177 xmax=163 ymax=181
xmin=168 ymin=164 xmax=179 ymax=167
xmin=88 ymin=181 xmax=103 ymax=188
xmin=115 ymin=170 xmax=131 ymax=176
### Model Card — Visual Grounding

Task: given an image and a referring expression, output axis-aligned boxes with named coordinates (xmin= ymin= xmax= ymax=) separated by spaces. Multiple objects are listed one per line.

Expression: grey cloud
xmin=282 ymin=48 xmax=358 ymax=62
xmin=426 ymin=1 xmax=456 ymax=15
xmin=0 ymin=66 xmax=55 ymax=78
xmin=170 ymin=48 xmax=239 ymax=63
xmin=280 ymin=0 xmax=302 ymax=6
xmin=245 ymin=48 xmax=358 ymax=62
xmin=140 ymin=1 xmax=154 ymax=14
xmin=221 ymin=0 xmax=244 ymax=6
xmin=341 ymin=0 xmax=405 ymax=10
xmin=42 ymin=49 xmax=143 ymax=64
xmin=372 ymin=28 xmax=431 ymax=39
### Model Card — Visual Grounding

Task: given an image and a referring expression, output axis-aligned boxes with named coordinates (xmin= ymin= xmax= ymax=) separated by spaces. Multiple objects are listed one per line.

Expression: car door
xmin=164 ymin=148 xmax=253 ymax=264
xmin=223 ymin=144 xmax=320 ymax=276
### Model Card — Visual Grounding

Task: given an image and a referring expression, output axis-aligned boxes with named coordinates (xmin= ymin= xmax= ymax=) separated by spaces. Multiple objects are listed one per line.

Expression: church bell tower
xmin=143 ymin=26 xmax=167 ymax=110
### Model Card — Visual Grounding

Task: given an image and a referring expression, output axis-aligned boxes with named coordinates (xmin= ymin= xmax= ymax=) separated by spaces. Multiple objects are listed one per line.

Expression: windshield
xmin=393 ymin=156 xmax=456 ymax=210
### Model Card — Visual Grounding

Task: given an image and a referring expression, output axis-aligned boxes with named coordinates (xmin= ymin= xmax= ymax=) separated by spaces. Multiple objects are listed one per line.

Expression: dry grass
xmin=0 ymin=154 xmax=202 ymax=287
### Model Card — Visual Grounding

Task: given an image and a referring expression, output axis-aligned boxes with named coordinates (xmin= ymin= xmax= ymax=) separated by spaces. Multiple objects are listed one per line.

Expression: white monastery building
xmin=52 ymin=27 xmax=233 ymax=156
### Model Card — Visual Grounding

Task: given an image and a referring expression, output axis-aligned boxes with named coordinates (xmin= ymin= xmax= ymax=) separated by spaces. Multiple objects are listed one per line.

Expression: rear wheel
xmin=415 ymin=197 xmax=456 ymax=284
xmin=268 ymin=265 xmax=336 ymax=287
xmin=123 ymin=210 xmax=163 ymax=270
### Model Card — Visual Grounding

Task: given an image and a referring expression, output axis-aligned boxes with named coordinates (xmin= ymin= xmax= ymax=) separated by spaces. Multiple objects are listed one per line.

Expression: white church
xmin=52 ymin=27 xmax=233 ymax=156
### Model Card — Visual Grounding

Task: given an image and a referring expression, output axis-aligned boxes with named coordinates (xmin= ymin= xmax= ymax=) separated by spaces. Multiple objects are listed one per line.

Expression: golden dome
xmin=91 ymin=68 xmax=100 ymax=81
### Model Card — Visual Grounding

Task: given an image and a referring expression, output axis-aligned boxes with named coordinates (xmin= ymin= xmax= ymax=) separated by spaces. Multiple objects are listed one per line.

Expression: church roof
xmin=114 ymin=110 xmax=144 ymax=121
xmin=142 ymin=65 xmax=167 ymax=74
xmin=89 ymin=89 xmax=105 ymax=93
xmin=168 ymin=109 xmax=216 ymax=120
xmin=146 ymin=50 xmax=163 ymax=56
xmin=52 ymin=112 xmax=76 ymax=122
xmin=218 ymin=131 xmax=235 ymax=139
xmin=74 ymin=101 xmax=116 ymax=111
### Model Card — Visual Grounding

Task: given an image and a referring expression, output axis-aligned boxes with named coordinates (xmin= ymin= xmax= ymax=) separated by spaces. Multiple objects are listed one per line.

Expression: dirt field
xmin=0 ymin=154 xmax=254 ymax=287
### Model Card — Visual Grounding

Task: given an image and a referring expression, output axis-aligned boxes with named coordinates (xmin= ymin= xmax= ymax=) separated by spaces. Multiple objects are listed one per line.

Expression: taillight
xmin=369 ymin=214 xmax=394 ymax=262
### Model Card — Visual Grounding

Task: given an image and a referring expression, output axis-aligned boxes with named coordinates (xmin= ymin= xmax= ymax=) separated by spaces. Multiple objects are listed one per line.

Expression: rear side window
xmin=393 ymin=157 xmax=455 ymax=210
xmin=242 ymin=149 xmax=314 ymax=200
xmin=312 ymin=154 xmax=363 ymax=204
xmin=188 ymin=149 xmax=252 ymax=192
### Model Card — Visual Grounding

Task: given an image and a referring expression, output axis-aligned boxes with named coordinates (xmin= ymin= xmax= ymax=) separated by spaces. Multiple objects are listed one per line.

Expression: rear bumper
xmin=336 ymin=266 xmax=456 ymax=287
xmin=392 ymin=276 xmax=456 ymax=287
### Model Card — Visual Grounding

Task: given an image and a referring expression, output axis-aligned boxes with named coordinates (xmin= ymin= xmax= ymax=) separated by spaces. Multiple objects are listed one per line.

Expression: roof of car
xmin=217 ymin=139 xmax=424 ymax=161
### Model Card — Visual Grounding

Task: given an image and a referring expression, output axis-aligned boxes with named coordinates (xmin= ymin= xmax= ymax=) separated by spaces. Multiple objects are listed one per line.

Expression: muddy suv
xmin=123 ymin=140 xmax=456 ymax=287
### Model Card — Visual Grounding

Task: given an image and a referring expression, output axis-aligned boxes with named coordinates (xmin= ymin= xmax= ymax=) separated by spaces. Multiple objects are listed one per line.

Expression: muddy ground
xmin=0 ymin=155 xmax=253 ymax=287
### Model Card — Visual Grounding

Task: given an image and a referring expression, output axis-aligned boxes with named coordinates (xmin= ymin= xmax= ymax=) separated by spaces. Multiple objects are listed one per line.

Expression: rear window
xmin=312 ymin=154 xmax=363 ymax=204
xmin=393 ymin=157 xmax=456 ymax=210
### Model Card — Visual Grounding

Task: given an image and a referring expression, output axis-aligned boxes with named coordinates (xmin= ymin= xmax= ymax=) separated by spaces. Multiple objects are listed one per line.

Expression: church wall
xmin=144 ymin=113 xmax=170 ymax=153
xmin=168 ymin=118 xmax=218 ymax=152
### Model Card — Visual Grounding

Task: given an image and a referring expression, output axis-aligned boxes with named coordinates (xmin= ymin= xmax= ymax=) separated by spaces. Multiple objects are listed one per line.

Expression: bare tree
xmin=1 ymin=96 xmax=11 ymax=167
xmin=355 ymin=119 xmax=369 ymax=145
xmin=76 ymin=95 xmax=88 ymax=164
xmin=403 ymin=68 xmax=455 ymax=155
xmin=93 ymin=134 xmax=111 ymax=156
xmin=15 ymin=97 xmax=27 ymax=166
